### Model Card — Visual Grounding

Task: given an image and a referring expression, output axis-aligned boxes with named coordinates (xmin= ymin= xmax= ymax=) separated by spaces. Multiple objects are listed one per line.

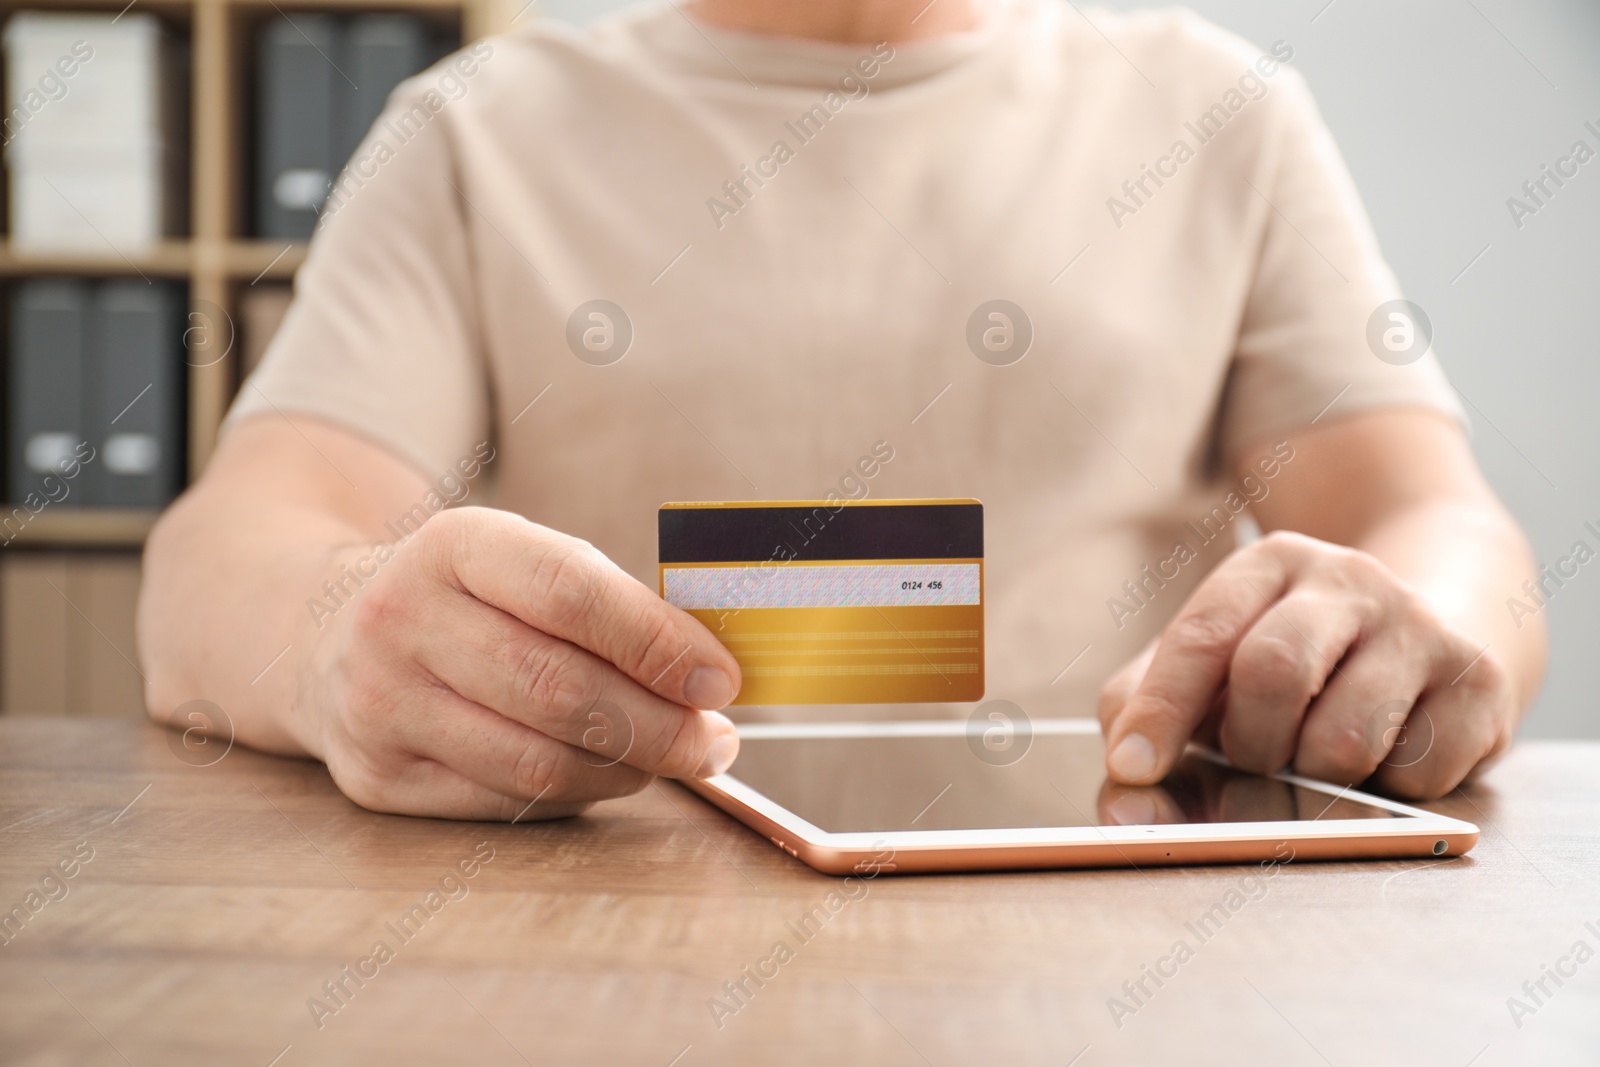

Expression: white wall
xmin=538 ymin=0 xmax=1600 ymax=737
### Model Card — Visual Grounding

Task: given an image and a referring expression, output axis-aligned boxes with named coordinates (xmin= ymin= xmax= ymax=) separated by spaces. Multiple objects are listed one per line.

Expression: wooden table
xmin=1 ymin=720 xmax=1596 ymax=1066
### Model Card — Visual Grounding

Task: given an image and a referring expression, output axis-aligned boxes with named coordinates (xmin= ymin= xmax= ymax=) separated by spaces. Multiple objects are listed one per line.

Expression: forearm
xmin=137 ymin=416 xmax=432 ymax=757
xmin=138 ymin=407 xmax=745 ymax=823
xmin=1247 ymin=410 xmax=1548 ymax=721
xmin=1347 ymin=496 xmax=1546 ymax=714
xmin=139 ymin=487 xmax=375 ymax=755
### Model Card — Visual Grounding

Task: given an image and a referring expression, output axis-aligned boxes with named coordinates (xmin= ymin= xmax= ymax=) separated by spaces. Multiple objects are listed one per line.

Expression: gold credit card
xmin=658 ymin=499 xmax=984 ymax=705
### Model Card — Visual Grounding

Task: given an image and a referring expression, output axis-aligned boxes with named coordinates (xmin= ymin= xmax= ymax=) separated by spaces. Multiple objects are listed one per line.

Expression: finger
xmin=412 ymin=591 xmax=739 ymax=779
xmin=330 ymin=749 xmax=594 ymax=821
xmin=1219 ymin=592 xmax=1365 ymax=775
xmin=1368 ymin=650 xmax=1512 ymax=800
xmin=1290 ymin=636 xmax=1430 ymax=787
xmin=433 ymin=508 xmax=743 ymax=710
xmin=1097 ymin=640 xmax=1157 ymax=735
xmin=1106 ymin=538 xmax=1309 ymax=786
xmin=1192 ymin=695 xmax=1227 ymax=750
xmin=393 ymin=682 xmax=656 ymax=804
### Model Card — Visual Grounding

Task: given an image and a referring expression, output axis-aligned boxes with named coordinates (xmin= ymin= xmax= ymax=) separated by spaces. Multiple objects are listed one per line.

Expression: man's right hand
xmin=293 ymin=506 xmax=743 ymax=820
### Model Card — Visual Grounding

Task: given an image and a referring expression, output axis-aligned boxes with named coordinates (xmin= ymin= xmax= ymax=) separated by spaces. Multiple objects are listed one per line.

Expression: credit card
xmin=658 ymin=499 xmax=984 ymax=705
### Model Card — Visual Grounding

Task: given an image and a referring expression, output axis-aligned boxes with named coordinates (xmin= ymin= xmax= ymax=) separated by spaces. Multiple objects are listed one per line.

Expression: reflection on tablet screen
xmin=727 ymin=731 xmax=1406 ymax=833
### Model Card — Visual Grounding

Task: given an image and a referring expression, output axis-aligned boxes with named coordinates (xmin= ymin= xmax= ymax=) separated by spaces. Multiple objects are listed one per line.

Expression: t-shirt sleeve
xmin=222 ymin=82 xmax=489 ymax=479
xmin=1217 ymin=66 xmax=1464 ymax=461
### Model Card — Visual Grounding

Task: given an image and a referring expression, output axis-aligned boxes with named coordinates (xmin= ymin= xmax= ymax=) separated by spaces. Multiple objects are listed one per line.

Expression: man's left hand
xmin=1097 ymin=531 xmax=1516 ymax=800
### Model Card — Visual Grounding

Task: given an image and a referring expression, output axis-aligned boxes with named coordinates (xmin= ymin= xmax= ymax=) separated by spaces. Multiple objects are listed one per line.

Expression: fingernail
xmin=1109 ymin=733 xmax=1157 ymax=781
xmin=1108 ymin=791 xmax=1157 ymax=826
xmin=684 ymin=666 xmax=734 ymax=710
xmin=697 ymin=733 xmax=738 ymax=778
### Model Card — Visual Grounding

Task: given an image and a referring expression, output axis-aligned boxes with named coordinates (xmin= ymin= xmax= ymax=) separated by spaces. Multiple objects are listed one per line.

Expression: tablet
xmin=678 ymin=718 xmax=1479 ymax=875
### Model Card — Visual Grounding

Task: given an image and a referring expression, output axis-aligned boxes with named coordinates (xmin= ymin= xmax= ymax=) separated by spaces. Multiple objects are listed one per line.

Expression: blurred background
xmin=1 ymin=0 xmax=1595 ymax=738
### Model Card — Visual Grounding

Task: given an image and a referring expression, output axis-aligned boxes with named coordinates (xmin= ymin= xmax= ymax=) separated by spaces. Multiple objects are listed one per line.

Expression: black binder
xmin=87 ymin=280 xmax=184 ymax=508
xmin=256 ymin=15 xmax=341 ymax=239
xmin=341 ymin=15 xmax=431 ymax=166
xmin=7 ymin=279 xmax=89 ymax=506
xmin=256 ymin=13 xmax=450 ymax=238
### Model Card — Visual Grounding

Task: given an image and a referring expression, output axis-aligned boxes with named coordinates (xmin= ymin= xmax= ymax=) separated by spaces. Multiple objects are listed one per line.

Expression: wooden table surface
xmin=1 ymin=719 xmax=1597 ymax=1067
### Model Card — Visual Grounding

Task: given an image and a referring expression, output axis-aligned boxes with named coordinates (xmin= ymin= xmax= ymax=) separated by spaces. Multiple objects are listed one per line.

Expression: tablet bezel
xmin=677 ymin=719 xmax=1480 ymax=875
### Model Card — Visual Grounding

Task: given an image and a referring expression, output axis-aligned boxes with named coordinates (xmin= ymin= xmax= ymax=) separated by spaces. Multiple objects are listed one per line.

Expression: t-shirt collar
xmin=625 ymin=0 xmax=1016 ymax=90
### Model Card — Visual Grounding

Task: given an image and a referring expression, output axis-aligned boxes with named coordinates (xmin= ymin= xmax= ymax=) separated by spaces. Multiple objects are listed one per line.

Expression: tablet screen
xmin=726 ymin=728 xmax=1408 ymax=833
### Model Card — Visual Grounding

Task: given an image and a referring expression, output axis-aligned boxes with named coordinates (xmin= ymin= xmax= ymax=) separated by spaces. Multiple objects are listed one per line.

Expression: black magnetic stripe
xmin=659 ymin=503 xmax=982 ymax=564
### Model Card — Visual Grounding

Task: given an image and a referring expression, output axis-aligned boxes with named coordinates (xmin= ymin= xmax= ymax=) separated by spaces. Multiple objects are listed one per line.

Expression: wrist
xmin=283 ymin=540 xmax=384 ymax=761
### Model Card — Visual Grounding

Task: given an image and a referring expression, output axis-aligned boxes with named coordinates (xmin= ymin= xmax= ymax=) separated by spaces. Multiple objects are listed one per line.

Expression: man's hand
xmin=141 ymin=417 xmax=745 ymax=823
xmin=294 ymin=507 xmax=743 ymax=820
xmin=1098 ymin=530 xmax=1517 ymax=800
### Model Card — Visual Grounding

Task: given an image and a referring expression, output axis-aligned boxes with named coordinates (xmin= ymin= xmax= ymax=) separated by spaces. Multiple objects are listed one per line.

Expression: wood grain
xmin=0 ymin=719 xmax=1596 ymax=1066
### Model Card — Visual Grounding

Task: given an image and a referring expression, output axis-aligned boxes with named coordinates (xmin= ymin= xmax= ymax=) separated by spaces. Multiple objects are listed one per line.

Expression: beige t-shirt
xmin=227 ymin=0 xmax=1462 ymax=720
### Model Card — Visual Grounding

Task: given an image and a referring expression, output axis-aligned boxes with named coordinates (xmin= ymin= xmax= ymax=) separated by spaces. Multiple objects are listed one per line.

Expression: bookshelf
xmin=0 ymin=0 xmax=518 ymax=718
xmin=0 ymin=0 xmax=516 ymax=548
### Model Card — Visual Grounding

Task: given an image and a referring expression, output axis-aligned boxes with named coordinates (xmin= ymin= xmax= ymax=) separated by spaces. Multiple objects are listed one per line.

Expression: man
xmin=139 ymin=0 xmax=1544 ymax=820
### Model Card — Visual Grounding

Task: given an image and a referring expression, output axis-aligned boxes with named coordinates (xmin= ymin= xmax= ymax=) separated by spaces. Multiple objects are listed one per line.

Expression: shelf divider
xmin=2 ymin=0 xmax=504 ymax=545
xmin=2 ymin=509 xmax=159 ymax=549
